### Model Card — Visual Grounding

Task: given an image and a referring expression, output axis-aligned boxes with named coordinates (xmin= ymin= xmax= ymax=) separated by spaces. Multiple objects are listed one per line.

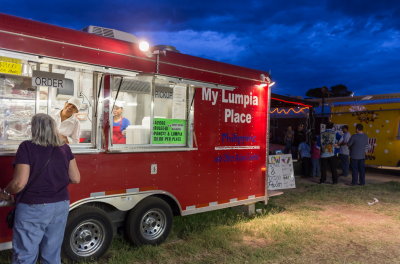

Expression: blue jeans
xmin=12 ymin=200 xmax=69 ymax=264
xmin=351 ymin=159 xmax=366 ymax=185
xmin=311 ymin=158 xmax=320 ymax=177
xmin=339 ymin=154 xmax=350 ymax=176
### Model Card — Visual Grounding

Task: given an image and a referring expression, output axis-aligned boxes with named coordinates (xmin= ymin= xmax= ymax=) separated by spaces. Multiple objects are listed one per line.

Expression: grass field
xmin=1 ymin=179 xmax=400 ymax=264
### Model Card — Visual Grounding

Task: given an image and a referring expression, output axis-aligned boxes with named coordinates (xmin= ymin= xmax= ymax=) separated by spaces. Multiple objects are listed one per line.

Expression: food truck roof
xmin=271 ymin=93 xmax=319 ymax=108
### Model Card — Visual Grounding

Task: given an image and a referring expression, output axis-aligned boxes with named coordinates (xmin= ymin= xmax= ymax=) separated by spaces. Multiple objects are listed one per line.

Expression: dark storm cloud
xmin=327 ymin=0 xmax=399 ymax=17
xmin=2 ymin=0 xmax=399 ymax=96
xmin=326 ymin=0 xmax=400 ymax=30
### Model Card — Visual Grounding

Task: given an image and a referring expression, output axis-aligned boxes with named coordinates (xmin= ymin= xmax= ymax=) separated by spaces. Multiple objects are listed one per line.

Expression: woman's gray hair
xmin=31 ymin=113 xmax=63 ymax=147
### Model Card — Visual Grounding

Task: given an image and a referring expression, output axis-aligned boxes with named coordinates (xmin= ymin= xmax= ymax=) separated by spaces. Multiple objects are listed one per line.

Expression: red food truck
xmin=0 ymin=13 xmax=273 ymax=261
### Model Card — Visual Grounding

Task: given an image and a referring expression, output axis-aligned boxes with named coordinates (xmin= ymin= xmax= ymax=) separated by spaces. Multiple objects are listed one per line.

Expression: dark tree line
xmin=305 ymin=84 xmax=353 ymax=98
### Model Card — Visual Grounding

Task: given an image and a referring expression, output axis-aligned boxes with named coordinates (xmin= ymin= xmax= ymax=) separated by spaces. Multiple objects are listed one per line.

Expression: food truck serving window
xmin=110 ymin=75 xmax=195 ymax=151
xmin=0 ymin=53 xmax=97 ymax=153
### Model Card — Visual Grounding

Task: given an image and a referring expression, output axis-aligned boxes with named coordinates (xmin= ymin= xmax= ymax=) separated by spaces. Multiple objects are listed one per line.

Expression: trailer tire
xmin=62 ymin=206 xmax=113 ymax=262
xmin=125 ymin=197 xmax=173 ymax=246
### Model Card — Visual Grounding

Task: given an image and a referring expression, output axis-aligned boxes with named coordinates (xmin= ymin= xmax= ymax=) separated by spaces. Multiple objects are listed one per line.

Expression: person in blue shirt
xmin=348 ymin=124 xmax=369 ymax=186
xmin=298 ymin=137 xmax=311 ymax=177
xmin=112 ymin=102 xmax=131 ymax=144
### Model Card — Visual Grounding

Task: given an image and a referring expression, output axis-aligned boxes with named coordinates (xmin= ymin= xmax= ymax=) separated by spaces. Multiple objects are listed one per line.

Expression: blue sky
xmin=2 ymin=0 xmax=399 ymax=97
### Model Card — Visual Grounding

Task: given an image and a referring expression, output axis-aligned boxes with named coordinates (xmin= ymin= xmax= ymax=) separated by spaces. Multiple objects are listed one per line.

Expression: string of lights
xmin=270 ymin=107 xmax=309 ymax=114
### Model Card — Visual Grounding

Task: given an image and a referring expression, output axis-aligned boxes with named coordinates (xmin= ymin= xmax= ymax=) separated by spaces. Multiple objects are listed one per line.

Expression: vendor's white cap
xmin=114 ymin=101 xmax=125 ymax=108
xmin=66 ymin=97 xmax=81 ymax=110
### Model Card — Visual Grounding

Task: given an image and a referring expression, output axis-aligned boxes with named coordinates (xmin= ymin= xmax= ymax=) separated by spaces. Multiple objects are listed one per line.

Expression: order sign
xmin=0 ymin=56 xmax=22 ymax=75
xmin=152 ymin=118 xmax=186 ymax=145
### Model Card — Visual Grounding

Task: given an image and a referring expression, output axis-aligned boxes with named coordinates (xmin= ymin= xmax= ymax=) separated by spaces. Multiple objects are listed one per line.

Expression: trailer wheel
xmin=62 ymin=206 xmax=113 ymax=262
xmin=125 ymin=197 xmax=173 ymax=246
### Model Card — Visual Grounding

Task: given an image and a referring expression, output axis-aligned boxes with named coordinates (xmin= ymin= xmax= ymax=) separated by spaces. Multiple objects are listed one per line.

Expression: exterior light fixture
xmin=258 ymin=74 xmax=275 ymax=89
xmin=139 ymin=40 xmax=150 ymax=52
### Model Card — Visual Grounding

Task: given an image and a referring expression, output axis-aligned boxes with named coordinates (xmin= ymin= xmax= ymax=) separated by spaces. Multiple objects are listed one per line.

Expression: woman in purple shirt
xmin=0 ymin=113 xmax=80 ymax=264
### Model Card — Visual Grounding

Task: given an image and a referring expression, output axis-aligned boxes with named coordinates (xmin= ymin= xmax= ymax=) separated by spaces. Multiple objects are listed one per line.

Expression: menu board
xmin=152 ymin=118 xmax=186 ymax=145
xmin=267 ymin=154 xmax=296 ymax=190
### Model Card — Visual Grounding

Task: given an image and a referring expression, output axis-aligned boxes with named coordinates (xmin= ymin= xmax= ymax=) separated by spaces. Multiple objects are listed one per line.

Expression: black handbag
xmin=6 ymin=208 xmax=15 ymax=229
xmin=5 ymin=149 xmax=53 ymax=229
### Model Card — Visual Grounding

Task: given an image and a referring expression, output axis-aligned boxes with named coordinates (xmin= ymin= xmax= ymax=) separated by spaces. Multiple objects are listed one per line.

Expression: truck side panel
xmin=331 ymin=103 xmax=400 ymax=167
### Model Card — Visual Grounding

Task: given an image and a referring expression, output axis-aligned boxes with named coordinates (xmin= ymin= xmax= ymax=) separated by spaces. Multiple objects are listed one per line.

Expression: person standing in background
xmin=348 ymin=124 xmax=369 ymax=186
xmin=0 ymin=113 xmax=80 ymax=264
xmin=283 ymin=125 xmax=294 ymax=154
xmin=319 ymin=122 xmax=340 ymax=184
xmin=338 ymin=125 xmax=351 ymax=177
xmin=311 ymin=136 xmax=321 ymax=178
xmin=293 ymin=123 xmax=305 ymax=159
xmin=298 ymin=137 xmax=311 ymax=177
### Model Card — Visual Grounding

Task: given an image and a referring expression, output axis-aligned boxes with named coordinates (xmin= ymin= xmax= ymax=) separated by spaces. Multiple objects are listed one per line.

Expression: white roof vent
xmin=82 ymin=25 xmax=138 ymax=43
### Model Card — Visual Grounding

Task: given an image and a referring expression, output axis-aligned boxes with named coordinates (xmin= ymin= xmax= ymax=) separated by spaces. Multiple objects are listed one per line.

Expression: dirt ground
xmin=287 ymin=166 xmax=400 ymax=264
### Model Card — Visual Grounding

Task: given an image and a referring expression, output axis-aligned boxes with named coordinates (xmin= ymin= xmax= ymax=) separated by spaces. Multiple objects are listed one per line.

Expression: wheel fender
xmin=70 ymin=191 xmax=182 ymax=213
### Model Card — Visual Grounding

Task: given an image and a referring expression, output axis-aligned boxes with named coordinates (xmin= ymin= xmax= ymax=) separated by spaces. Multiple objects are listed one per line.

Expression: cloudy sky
xmin=2 ymin=0 xmax=399 ymax=97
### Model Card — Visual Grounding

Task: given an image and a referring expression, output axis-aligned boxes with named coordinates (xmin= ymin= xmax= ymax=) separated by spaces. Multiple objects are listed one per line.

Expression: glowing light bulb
xmin=139 ymin=40 xmax=150 ymax=52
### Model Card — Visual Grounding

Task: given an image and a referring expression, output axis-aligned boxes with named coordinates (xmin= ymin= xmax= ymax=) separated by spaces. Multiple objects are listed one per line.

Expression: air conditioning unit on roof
xmin=82 ymin=25 xmax=138 ymax=43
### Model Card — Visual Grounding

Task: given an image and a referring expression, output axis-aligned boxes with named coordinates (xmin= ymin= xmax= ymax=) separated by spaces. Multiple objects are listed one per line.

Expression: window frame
xmin=0 ymin=50 xmax=105 ymax=154
xmin=108 ymin=74 xmax=198 ymax=153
